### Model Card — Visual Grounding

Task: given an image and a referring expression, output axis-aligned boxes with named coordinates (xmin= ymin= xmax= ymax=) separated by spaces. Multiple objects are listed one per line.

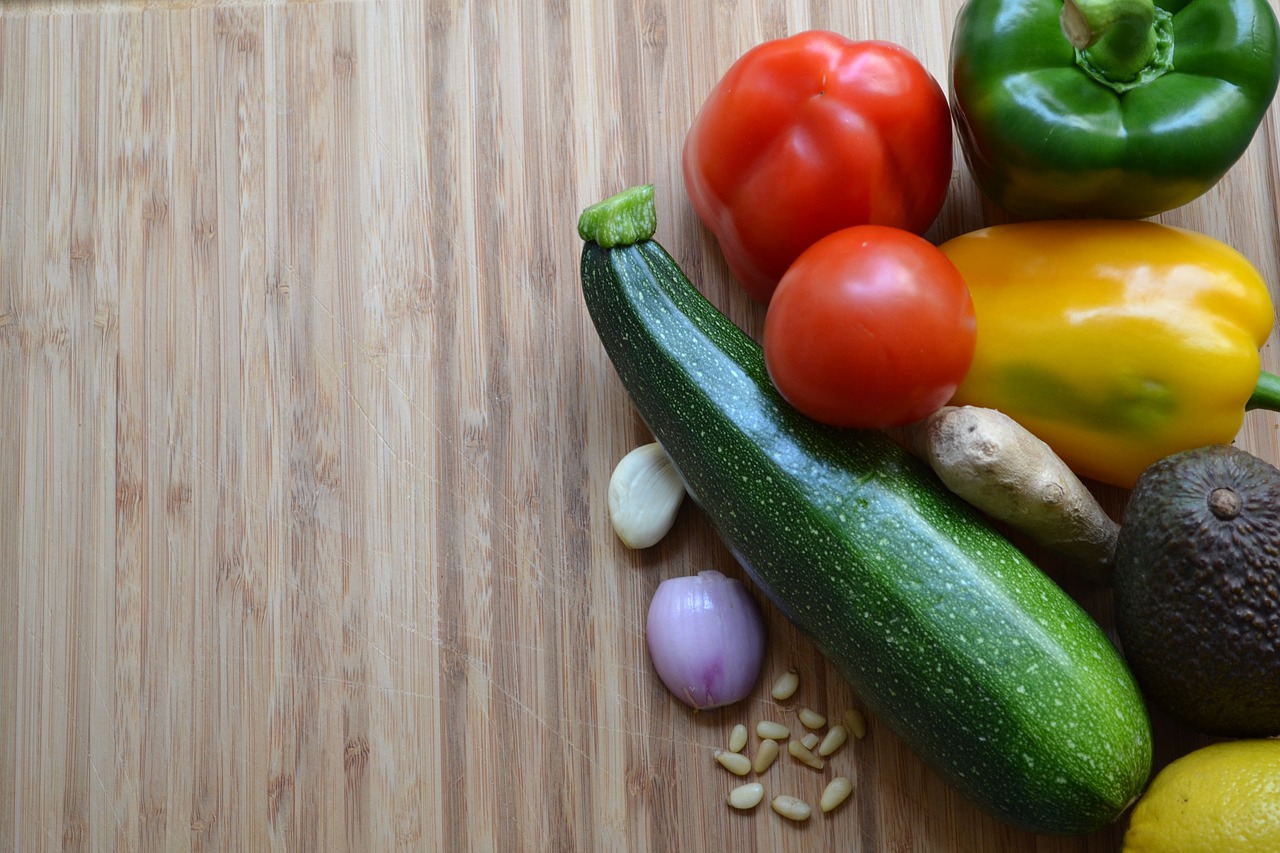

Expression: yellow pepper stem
xmin=1246 ymin=370 xmax=1280 ymax=412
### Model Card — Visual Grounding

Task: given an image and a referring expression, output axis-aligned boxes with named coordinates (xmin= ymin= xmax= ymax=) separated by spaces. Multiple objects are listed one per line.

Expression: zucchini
xmin=579 ymin=187 xmax=1151 ymax=835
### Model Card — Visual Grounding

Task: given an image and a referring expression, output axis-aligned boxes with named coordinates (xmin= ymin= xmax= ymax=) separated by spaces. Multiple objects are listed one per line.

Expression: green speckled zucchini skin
xmin=581 ymin=237 xmax=1151 ymax=835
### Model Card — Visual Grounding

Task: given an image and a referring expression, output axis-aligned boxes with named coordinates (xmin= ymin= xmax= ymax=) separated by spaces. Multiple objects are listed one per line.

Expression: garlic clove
xmin=608 ymin=442 xmax=686 ymax=549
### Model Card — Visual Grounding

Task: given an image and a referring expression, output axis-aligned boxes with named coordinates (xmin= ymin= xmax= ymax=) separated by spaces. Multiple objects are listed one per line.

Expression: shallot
xmin=645 ymin=570 xmax=766 ymax=710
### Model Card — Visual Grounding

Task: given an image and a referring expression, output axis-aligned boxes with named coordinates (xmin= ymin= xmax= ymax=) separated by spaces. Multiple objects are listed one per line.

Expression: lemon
xmin=1122 ymin=739 xmax=1280 ymax=853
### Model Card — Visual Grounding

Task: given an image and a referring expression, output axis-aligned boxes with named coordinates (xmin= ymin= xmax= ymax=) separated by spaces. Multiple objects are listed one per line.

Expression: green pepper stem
xmin=1246 ymin=370 xmax=1280 ymax=413
xmin=1061 ymin=0 xmax=1161 ymax=84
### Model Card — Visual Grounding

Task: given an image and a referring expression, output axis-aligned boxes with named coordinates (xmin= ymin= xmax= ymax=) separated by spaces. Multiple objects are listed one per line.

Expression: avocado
xmin=1112 ymin=444 xmax=1280 ymax=737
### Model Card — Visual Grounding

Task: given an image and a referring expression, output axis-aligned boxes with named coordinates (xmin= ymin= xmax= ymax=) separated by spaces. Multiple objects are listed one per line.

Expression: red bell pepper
xmin=682 ymin=30 xmax=954 ymax=304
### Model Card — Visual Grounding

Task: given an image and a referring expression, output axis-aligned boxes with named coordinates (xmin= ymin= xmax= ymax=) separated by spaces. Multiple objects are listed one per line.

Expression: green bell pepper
xmin=950 ymin=0 xmax=1280 ymax=219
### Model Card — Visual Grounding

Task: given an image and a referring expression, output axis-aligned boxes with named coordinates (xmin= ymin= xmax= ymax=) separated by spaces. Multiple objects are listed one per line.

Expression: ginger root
xmin=904 ymin=406 xmax=1118 ymax=583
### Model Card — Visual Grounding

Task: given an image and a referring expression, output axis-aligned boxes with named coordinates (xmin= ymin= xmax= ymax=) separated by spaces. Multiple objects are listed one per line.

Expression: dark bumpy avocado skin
xmin=1113 ymin=446 xmax=1280 ymax=737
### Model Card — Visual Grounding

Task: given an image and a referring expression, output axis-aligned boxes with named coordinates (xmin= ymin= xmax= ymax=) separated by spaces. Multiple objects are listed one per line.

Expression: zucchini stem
xmin=578 ymin=184 xmax=657 ymax=248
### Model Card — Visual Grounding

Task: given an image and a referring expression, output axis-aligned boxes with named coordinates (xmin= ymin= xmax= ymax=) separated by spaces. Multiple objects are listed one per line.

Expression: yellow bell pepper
xmin=939 ymin=220 xmax=1279 ymax=488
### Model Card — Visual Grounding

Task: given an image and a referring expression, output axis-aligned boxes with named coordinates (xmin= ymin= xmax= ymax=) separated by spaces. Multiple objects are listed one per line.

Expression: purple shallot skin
xmin=646 ymin=570 xmax=767 ymax=710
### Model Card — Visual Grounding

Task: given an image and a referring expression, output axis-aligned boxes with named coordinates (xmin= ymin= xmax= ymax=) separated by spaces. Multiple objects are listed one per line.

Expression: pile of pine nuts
xmin=714 ymin=667 xmax=868 ymax=822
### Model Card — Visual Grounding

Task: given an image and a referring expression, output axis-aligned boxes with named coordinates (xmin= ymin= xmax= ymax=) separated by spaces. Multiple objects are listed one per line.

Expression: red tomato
xmin=763 ymin=226 xmax=976 ymax=429
xmin=683 ymin=31 xmax=953 ymax=305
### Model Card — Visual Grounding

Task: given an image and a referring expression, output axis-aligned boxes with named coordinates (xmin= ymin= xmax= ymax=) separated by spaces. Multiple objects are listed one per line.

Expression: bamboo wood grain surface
xmin=3 ymin=1 xmax=1279 ymax=850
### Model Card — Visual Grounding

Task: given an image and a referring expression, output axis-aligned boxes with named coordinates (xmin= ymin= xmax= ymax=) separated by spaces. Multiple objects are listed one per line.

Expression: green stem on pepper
xmin=1246 ymin=370 xmax=1280 ymax=412
xmin=1061 ymin=0 xmax=1171 ymax=87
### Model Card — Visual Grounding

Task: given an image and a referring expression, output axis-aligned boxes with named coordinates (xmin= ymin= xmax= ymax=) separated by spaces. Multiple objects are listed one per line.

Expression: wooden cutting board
xmin=3 ymin=1 xmax=1278 ymax=850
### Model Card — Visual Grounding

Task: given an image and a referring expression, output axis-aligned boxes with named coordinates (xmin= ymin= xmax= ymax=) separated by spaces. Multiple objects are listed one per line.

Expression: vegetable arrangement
xmin=579 ymin=187 xmax=1152 ymax=835
xmin=581 ymin=3 xmax=1280 ymax=843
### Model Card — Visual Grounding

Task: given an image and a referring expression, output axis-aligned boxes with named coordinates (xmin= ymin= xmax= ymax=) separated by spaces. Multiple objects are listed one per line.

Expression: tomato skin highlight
xmin=763 ymin=226 xmax=977 ymax=429
xmin=682 ymin=30 xmax=953 ymax=305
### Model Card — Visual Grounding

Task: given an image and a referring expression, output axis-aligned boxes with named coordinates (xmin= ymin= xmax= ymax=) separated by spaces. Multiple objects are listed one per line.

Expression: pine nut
xmin=752 ymin=737 xmax=780 ymax=774
xmin=771 ymin=795 xmax=812 ymax=821
xmin=844 ymin=708 xmax=868 ymax=740
xmin=756 ymin=720 xmax=790 ymax=741
xmin=728 ymin=723 xmax=748 ymax=753
xmin=771 ymin=668 xmax=800 ymax=701
xmin=715 ymin=749 xmax=752 ymax=776
xmin=801 ymin=732 xmax=820 ymax=751
xmin=726 ymin=782 xmax=765 ymax=810
xmin=788 ymin=739 xmax=825 ymax=770
xmin=798 ymin=707 xmax=827 ymax=730
xmin=820 ymin=776 xmax=853 ymax=813
xmin=818 ymin=724 xmax=848 ymax=757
